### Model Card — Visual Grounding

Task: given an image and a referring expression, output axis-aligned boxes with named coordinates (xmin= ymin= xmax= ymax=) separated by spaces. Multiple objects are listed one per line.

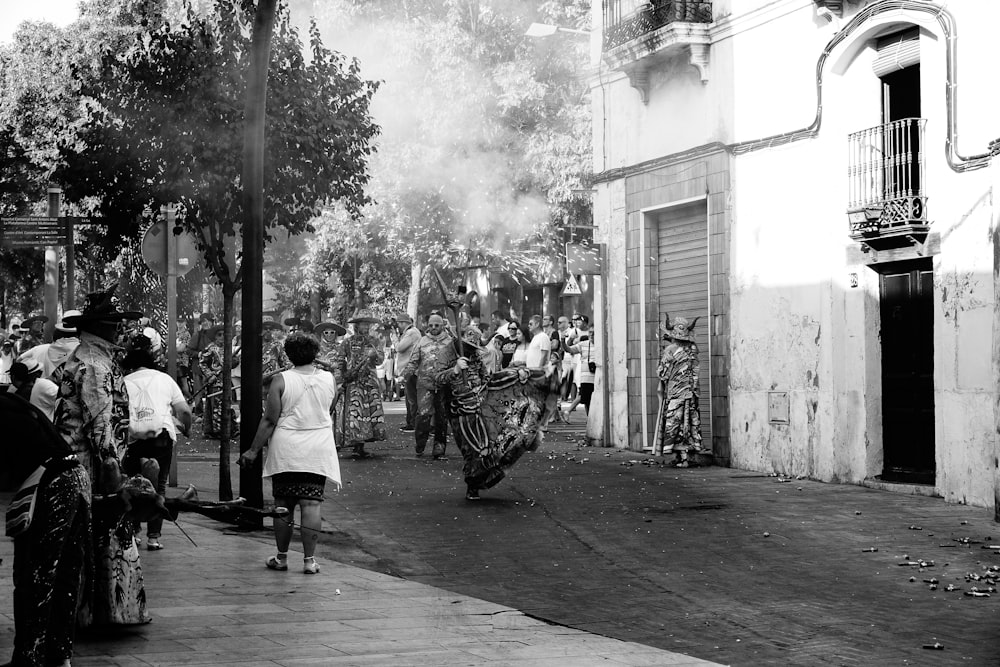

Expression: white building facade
xmin=590 ymin=0 xmax=1000 ymax=508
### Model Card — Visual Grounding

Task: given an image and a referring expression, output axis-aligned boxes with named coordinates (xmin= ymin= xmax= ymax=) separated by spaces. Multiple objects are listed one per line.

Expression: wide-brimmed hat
xmin=62 ymin=284 xmax=142 ymax=327
xmin=663 ymin=314 xmax=699 ymax=342
xmin=262 ymin=320 xmax=283 ymax=331
xmin=262 ymin=311 xmax=278 ymax=323
xmin=18 ymin=357 xmax=42 ymax=376
xmin=315 ymin=322 xmax=347 ymax=336
xmin=207 ymin=324 xmax=226 ymax=339
xmin=22 ymin=315 xmax=48 ymax=328
xmin=199 ymin=312 xmax=215 ymax=324
xmin=348 ymin=308 xmax=380 ymax=324
xmin=283 ymin=317 xmax=300 ymax=328
xmin=55 ymin=309 xmax=82 ymax=334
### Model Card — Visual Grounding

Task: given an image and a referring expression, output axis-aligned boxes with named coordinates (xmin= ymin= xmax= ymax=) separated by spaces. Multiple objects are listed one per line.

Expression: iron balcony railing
xmin=847 ymin=118 xmax=928 ymax=236
xmin=603 ymin=0 xmax=713 ymax=51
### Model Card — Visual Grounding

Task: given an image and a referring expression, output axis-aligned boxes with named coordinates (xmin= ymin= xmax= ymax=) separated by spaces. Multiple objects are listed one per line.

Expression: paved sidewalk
xmin=171 ymin=402 xmax=1000 ymax=666
xmin=0 ymin=500 xmax=721 ymax=667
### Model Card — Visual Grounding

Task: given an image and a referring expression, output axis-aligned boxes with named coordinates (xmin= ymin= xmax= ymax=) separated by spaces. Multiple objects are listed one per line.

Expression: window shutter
xmin=873 ymin=28 xmax=920 ymax=78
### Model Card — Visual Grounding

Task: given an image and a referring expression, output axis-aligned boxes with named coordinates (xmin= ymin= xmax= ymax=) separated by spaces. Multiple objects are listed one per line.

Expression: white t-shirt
xmin=30 ymin=378 xmax=59 ymax=422
xmin=526 ymin=330 xmax=552 ymax=368
xmin=125 ymin=368 xmax=188 ymax=441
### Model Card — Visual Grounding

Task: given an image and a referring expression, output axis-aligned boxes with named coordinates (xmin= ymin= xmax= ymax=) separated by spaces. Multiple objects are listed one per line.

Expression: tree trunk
xmin=218 ymin=289 xmax=234 ymax=501
xmin=238 ymin=0 xmax=277 ymax=517
xmin=407 ymin=256 xmax=423 ymax=319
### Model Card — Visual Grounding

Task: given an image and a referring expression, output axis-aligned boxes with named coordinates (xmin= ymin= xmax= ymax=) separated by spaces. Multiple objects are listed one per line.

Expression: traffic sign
xmin=0 ymin=216 xmax=71 ymax=247
xmin=141 ymin=217 xmax=199 ymax=278
xmin=561 ymin=273 xmax=583 ymax=296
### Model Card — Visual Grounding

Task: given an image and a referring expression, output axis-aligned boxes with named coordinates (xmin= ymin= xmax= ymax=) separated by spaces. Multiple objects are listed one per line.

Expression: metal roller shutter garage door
xmin=655 ymin=202 xmax=711 ymax=448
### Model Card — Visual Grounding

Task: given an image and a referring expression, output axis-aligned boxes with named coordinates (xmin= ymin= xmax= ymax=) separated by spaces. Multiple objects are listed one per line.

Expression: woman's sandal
xmin=265 ymin=555 xmax=288 ymax=571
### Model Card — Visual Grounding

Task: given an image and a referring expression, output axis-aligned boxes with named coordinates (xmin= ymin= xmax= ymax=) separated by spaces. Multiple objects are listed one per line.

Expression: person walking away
xmin=52 ymin=283 xmax=153 ymax=627
xmin=654 ymin=315 xmax=703 ymax=467
xmin=525 ymin=315 xmax=552 ymax=369
xmin=121 ymin=348 xmax=192 ymax=551
xmin=563 ymin=315 xmax=596 ymax=422
xmin=2 ymin=392 xmax=91 ymax=667
xmin=394 ymin=312 xmax=421 ymax=432
xmin=9 ymin=358 xmax=59 ymax=421
xmin=400 ymin=313 xmax=457 ymax=459
xmin=238 ymin=332 xmax=341 ymax=574
xmin=333 ymin=308 xmax=386 ymax=458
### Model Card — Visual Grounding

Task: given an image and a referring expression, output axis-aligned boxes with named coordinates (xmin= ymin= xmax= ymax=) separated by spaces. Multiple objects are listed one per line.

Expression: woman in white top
xmin=238 ymin=333 xmax=341 ymax=574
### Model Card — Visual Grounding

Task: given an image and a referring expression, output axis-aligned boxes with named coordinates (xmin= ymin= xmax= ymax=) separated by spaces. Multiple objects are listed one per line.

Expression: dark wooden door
xmin=879 ymin=261 xmax=934 ymax=483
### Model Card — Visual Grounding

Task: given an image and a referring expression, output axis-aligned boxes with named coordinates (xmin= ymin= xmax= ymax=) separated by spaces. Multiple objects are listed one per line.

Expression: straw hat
xmin=315 ymin=322 xmax=347 ymax=336
xmin=348 ymin=308 xmax=380 ymax=324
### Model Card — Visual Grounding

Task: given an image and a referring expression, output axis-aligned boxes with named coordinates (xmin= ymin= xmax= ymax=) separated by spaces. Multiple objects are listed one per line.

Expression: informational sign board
xmin=0 ymin=216 xmax=71 ymax=247
xmin=566 ymin=242 xmax=604 ymax=275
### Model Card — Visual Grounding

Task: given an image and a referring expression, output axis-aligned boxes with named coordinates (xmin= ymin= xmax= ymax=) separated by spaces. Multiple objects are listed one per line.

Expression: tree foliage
xmin=57 ymin=0 xmax=380 ymax=287
xmin=284 ymin=0 xmax=592 ymax=313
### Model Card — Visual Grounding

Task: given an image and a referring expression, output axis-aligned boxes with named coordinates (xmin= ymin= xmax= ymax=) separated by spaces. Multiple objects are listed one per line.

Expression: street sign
xmin=566 ymin=242 xmax=604 ymax=275
xmin=561 ymin=273 xmax=583 ymax=296
xmin=0 ymin=216 xmax=71 ymax=247
xmin=141 ymin=218 xmax=199 ymax=278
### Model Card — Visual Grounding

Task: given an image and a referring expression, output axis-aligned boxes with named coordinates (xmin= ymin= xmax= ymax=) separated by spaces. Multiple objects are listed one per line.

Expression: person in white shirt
xmin=122 ymin=348 xmax=193 ymax=551
xmin=9 ymin=358 xmax=59 ymax=421
xmin=18 ymin=309 xmax=82 ymax=380
xmin=525 ymin=315 xmax=552 ymax=369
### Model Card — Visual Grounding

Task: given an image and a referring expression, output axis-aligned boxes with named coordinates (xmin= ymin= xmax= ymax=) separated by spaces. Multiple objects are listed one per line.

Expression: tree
xmin=57 ymin=0 xmax=379 ymax=499
xmin=289 ymin=0 xmax=592 ymax=317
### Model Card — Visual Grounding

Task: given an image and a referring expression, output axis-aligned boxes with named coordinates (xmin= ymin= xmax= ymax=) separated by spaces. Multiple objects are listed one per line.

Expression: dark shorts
xmin=580 ymin=382 xmax=595 ymax=411
xmin=271 ymin=472 xmax=326 ymax=501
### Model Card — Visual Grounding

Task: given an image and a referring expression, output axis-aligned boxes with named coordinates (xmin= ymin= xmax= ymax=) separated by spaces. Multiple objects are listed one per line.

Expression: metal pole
xmin=43 ymin=188 xmax=61 ymax=343
xmin=165 ymin=204 xmax=179 ymax=487
xmin=65 ymin=217 xmax=75 ymax=309
xmin=600 ymin=242 xmax=612 ymax=448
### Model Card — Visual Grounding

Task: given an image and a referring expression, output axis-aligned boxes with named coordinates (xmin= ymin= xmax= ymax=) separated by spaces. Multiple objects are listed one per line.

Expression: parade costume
xmin=198 ymin=329 xmax=226 ymax=439
xmin=654 ymin=316 xmax=703 ymax=465
xmin=3 ymin=393 xmax=92 ymax=667
xmin=53 ymin=286 xmax=153 ymax=627
xmin=401 ymin=325 xmax=457 ymax=458
xmin=333 ymin=310 xmax=385 ymax=456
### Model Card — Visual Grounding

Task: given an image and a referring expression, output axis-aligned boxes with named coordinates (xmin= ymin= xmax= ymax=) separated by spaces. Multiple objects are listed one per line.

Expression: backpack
xmin=127 ymin=375 xmax=165 ymax=440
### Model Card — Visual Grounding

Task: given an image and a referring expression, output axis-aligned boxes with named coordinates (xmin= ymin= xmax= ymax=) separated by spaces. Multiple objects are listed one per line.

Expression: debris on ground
xmin=922 ymin=642 xmax=944 ymax=650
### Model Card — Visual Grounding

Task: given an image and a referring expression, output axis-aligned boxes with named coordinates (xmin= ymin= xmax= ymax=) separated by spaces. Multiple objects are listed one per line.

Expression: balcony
xmin=847 ymin=118 xmax=929 ymax=247
xmin=602 ymin=1 xmax=713 ymax=102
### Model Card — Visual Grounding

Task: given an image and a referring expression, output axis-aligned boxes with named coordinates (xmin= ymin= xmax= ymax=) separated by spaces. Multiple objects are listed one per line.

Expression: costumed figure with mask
xmin=51 ymin=284 xmax=165 ymax=627
xmin=654 ymin=314 xmax=703 ymax=467
xmin=332 ymin=309 xmax=385 ymax=458
xmin=2 ymin=392 xmax=91 ymax=667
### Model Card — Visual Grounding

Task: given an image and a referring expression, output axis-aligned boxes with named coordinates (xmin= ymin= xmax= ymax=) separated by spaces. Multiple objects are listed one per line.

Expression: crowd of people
xmin=0 ymin=285 xmax=607 ymax=667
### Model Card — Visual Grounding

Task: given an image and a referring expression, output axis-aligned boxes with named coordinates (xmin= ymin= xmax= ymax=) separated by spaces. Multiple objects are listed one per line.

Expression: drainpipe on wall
xmin=993 ymin=156 xmax=1000 ymax=522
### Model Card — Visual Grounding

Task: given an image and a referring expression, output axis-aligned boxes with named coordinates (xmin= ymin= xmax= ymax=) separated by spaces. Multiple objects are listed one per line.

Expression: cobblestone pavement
xmin=172 ymin=402 xmax=999 ymax=665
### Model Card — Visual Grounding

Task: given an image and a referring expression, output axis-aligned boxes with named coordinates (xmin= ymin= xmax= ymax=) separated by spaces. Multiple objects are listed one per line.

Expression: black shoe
xmin=400 ymin=426 xmax=415 ymax=433
xmin=465 ymin=488 xmax=480 ymax=501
